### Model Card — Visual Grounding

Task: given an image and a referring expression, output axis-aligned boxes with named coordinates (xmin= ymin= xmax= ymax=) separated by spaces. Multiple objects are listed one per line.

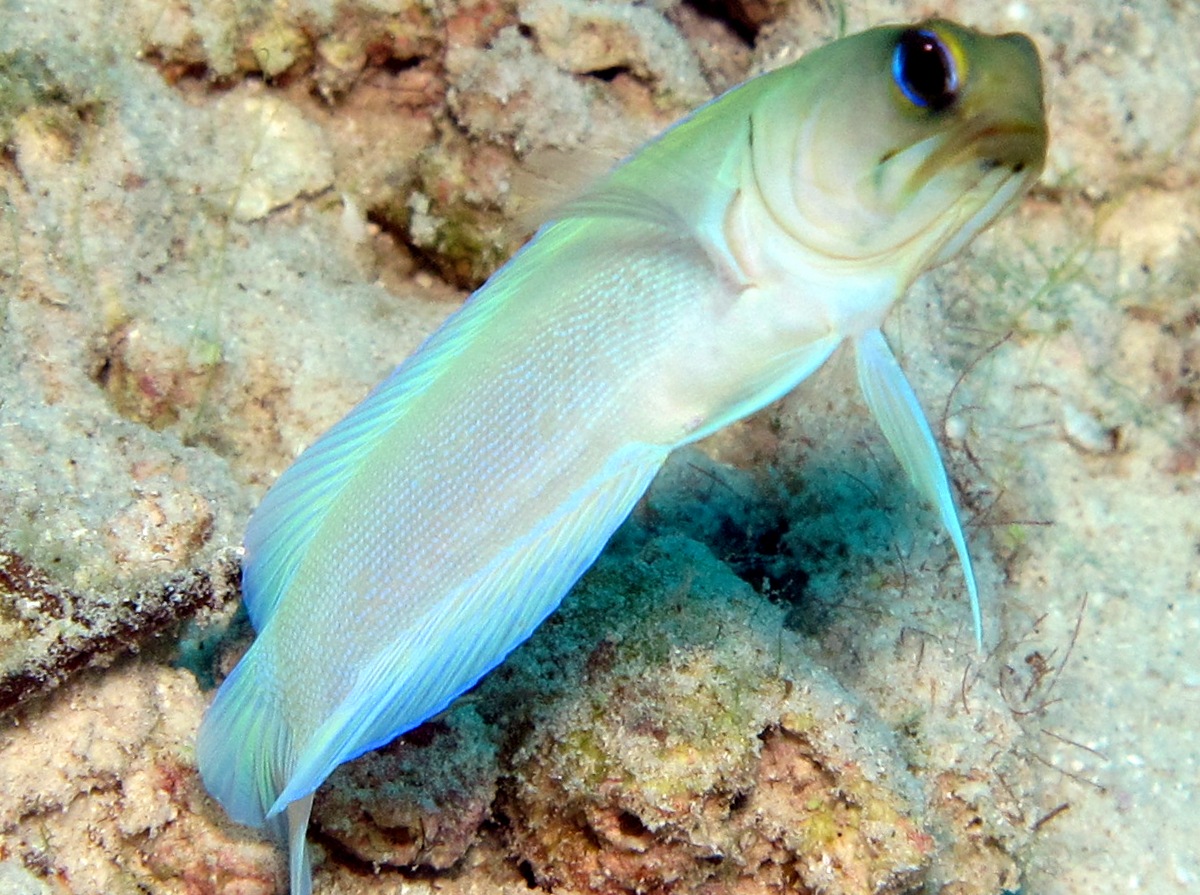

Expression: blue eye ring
xmin=892 ymin=27 xmax=960 ymax=111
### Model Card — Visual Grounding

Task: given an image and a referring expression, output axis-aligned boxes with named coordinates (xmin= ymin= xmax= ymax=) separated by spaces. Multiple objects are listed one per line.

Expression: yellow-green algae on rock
xmin=496 ymin=535 xmax=934 ymax=895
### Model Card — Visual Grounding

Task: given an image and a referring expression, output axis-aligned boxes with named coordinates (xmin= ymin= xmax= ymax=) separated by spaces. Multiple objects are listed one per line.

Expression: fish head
xmin=750 ymin=19 xmax=1048 ymax=281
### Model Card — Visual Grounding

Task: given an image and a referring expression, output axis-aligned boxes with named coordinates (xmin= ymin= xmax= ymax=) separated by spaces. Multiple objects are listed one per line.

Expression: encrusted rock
xmin=495 ymin=536 xmax=932 ymax=895
xmin=313 ymin=704 xmax=500 ymax=870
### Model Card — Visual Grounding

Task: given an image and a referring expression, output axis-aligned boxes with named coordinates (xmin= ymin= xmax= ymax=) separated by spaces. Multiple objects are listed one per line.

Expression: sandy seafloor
xmin=0 ymin=0 xmax=1197 ymax=893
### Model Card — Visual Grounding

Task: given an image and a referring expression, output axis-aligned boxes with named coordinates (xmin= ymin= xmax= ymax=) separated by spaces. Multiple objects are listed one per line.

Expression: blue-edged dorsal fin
xmin=854 ymin=328 xmax=983 ymax=649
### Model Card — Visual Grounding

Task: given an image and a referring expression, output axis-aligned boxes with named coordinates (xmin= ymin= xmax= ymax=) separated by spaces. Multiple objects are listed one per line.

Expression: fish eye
xmin=892 ymin=28 xmax=959 ymax=112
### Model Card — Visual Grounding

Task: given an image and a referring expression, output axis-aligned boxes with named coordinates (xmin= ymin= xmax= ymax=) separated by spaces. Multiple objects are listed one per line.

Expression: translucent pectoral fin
xmin=854 ymin=328 xmax=983 ymax=649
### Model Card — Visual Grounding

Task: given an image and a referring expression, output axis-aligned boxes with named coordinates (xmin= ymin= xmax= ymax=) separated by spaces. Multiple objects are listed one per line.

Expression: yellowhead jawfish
xmin=199 ymin=20 xmax=1048 ymax=893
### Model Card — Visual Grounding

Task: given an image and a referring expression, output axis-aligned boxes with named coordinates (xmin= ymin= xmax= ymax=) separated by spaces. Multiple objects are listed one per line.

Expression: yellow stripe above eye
xmin=929 ymin=22 xmax=970 ymax=92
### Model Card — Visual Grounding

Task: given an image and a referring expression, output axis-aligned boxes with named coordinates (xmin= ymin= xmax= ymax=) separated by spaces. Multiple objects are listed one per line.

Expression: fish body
xmin=198 ymin=20 xmax=1047 ymax=894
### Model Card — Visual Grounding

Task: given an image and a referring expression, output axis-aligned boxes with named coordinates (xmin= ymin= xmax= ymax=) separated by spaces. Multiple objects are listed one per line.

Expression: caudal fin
xmin=197 ymin=644 xmax=314 ymax=893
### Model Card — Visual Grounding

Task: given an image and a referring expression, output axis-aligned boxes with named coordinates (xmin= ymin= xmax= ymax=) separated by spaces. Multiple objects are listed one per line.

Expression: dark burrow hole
xmin=616 ymin=810 xmax=653 ymax=840
xmin=681 ymin=0 xmax=764 ymax=45
xmin=587 ymin=65 xmax=633 ymax=82
xmin=517 ymin=859 xmax=539 ymax=888
xmin=379 ymin=54 xmax=422 ymax=76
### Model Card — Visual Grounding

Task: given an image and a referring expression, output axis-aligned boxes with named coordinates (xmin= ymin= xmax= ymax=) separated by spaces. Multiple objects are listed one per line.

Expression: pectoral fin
xmin=854 ymin=328 xmax=982 ymax=648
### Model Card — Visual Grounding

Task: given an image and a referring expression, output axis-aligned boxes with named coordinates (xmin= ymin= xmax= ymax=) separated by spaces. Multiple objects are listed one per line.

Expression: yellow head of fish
xmin=748 ymin=19 xmax=1048 ymax=279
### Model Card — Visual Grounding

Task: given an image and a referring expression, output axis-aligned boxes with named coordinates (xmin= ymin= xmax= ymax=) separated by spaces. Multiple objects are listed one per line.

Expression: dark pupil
xmin=893 ymin=28 xmax=957 ymax=111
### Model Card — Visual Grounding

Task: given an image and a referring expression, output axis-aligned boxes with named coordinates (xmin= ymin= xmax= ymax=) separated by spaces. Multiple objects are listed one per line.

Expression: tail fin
xmin=197 ymin=644 xmax=314 ymax=893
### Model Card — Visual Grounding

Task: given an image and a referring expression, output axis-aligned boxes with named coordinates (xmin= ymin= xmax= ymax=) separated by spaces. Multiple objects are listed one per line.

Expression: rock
xmin=494 ymin=537 xmax=933 ymax=895
xmin=313 ymin=705 xmax=500 ymax=870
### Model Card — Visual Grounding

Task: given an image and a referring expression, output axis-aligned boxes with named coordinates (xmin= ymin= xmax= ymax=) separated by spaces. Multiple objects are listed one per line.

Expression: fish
xmin=197 ymin=19 xmax=1047 ymax=894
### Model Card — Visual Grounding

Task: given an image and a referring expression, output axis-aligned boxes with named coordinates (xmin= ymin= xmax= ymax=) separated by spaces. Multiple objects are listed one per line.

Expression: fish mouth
xmin=909 ymin=117 xmax=1047 ymax=198
xmin=923 ymin=160 xmax=1036 ymax=267
xmin=883 ymin=115 xmax=1045 ymax=270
